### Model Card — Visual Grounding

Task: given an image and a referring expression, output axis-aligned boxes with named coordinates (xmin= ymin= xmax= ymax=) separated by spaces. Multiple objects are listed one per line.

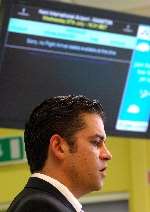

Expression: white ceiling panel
xmin=59 ymin=0 xmax=150 ymax=17
xmin=1 ymin=0 xmax=149 ymax=17
xmin=72 ymin=0 xmax=150 ymax=10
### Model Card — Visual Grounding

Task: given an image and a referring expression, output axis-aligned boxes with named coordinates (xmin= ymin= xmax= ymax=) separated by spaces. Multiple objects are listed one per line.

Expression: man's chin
xmin=97 ymin=179 xmax=104 ymax=190
xmin=92 ymin=181 xmax=104 ymax=191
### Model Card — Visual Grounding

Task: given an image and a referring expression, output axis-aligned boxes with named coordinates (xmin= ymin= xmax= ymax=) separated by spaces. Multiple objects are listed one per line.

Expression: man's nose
xmin=100 ymin=144 xmax=112 ymax=160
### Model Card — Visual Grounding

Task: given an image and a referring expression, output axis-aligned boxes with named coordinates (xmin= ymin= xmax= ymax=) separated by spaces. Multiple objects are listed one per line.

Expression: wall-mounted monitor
xmin=0 ymin=0 xmax=149 ymax=138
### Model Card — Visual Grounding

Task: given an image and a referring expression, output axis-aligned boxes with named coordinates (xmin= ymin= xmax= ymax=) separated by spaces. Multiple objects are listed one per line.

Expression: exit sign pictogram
xmin=0 ymin=136 xmax=26 ymax=165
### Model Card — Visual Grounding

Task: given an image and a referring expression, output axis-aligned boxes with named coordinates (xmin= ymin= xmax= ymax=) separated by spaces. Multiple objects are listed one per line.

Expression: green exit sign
xmin=0 ymin=136 xmax=26 ymax=165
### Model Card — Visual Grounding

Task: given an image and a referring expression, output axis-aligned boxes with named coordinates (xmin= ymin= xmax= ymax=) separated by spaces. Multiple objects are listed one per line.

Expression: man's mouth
xmin=100 ymin=167 xmax=106 ymax=172
xmin=99 ymin=167 xmax=107 ymax=176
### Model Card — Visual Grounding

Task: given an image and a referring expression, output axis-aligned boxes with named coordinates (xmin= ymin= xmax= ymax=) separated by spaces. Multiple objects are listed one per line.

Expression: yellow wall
xmin=129 ymin=139 xmax=150 ymax=212
xmin=0 ymin=128 xmax=150 ymax=212
xmin=0 ymin=128 xmax=29 ymax=204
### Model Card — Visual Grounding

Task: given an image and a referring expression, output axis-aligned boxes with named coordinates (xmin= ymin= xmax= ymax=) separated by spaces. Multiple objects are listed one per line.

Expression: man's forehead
xmin=81 ymin=112 xmax=104 ymax=124
xmin=80 ymin=113 xmax=105 ymax=133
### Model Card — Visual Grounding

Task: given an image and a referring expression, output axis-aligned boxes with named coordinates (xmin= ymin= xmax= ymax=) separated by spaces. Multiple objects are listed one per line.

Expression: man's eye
xmin=92 ymin=140 xmax=101 ymax=147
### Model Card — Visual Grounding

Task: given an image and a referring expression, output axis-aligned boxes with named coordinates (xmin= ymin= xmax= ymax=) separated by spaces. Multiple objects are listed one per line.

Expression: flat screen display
xmin=0 ymin=0 xmax=149 ymax=138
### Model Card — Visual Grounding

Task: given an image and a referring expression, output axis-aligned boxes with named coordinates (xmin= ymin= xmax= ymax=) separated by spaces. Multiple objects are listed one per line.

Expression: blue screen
xmin=0 ymin=0 xmax=149 ymax=138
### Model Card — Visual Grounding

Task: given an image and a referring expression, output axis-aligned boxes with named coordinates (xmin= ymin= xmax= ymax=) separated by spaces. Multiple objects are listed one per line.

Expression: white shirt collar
xmin=31 ymin=173 xmax=83 ymax=212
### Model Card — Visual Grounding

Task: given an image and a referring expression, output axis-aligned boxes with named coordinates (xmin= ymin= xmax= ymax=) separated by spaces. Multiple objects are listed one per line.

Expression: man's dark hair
xmin=24 ymin=95 xmax=104 ymax=173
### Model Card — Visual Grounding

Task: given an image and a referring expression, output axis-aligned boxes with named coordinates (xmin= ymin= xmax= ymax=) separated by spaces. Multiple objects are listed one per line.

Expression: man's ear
xmin=49 ymin=134 xmax=68 ymax=160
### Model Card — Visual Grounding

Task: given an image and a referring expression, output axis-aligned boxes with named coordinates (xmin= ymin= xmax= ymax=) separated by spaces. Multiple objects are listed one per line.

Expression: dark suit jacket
xmin=7 ymin=177 xmax=77 ymax=212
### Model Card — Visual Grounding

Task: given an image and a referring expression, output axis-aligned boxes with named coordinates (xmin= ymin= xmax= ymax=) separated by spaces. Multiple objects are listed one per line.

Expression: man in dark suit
xmin=7 ymin=95 xmax=112 ymax=212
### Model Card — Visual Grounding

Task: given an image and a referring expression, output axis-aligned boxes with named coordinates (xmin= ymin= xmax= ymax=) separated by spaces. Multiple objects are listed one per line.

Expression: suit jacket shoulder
xmin=7 ymin=177 xmax=77 ymax=212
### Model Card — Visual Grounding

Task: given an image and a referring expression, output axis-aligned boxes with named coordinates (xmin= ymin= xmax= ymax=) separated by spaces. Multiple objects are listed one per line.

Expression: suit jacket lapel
xmin=25 ymin=177 xmax=76 ymax=212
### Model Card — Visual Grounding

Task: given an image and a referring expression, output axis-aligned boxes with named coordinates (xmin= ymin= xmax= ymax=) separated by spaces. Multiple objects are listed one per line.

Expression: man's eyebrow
xmin=88 ymin=134 xmax=106 ymax=141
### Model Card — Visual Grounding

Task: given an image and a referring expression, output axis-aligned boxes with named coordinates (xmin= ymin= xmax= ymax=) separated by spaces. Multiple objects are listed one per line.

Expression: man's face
xmin=64 ymin=113 xmax=112 ymax=197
